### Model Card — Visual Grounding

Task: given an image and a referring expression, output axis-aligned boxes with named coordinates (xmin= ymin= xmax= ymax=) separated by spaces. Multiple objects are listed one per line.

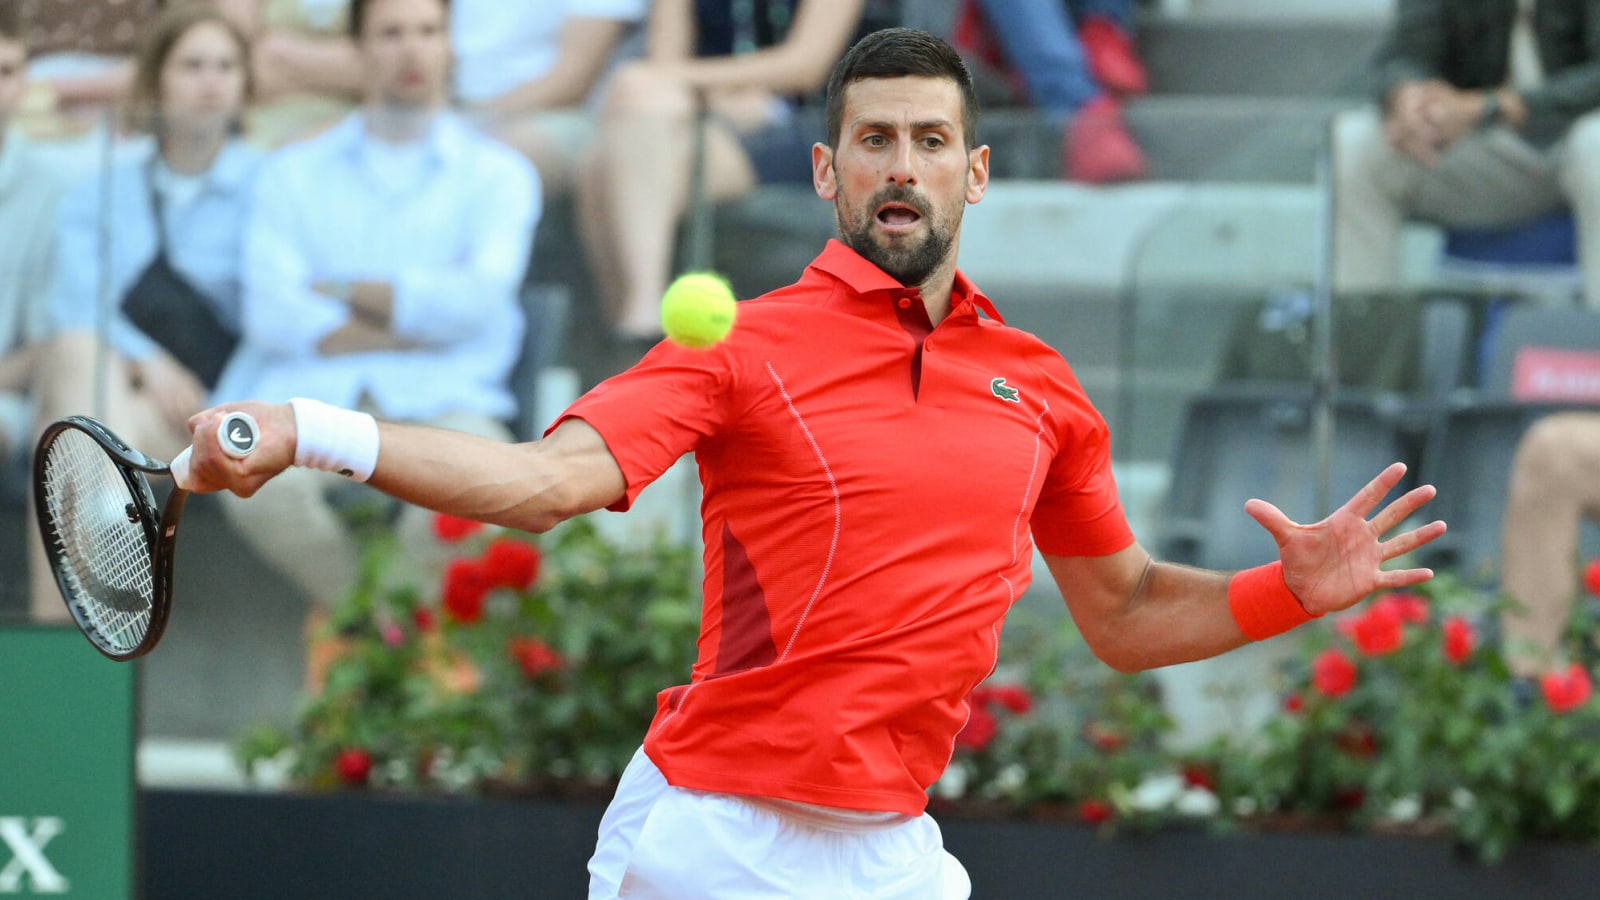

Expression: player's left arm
xmin=1043 ymin=463 xmax=1446 ymax=673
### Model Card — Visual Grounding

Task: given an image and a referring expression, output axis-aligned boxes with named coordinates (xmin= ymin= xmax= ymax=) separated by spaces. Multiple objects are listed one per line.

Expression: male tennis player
xmin=183 ymin=27 xmax=1447 ymax=899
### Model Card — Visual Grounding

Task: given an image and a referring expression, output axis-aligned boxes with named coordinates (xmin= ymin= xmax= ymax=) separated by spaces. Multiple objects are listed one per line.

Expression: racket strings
xmin=41 ymin=429 xmax=155 ymax=653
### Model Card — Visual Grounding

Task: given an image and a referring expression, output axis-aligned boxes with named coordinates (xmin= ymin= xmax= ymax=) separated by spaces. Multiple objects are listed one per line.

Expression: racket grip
xmin=170 ymin=446 xmax=194 ymax=490
xmin=168 ymin=412 xmax=259 ymax=490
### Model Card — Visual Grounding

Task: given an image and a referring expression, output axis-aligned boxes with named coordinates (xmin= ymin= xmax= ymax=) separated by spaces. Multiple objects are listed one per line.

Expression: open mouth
xmin=876 ymin=202 xmax=923 ymax=229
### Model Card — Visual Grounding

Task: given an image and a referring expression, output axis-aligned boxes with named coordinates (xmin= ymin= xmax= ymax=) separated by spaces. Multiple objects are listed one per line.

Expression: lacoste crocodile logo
xmin=990 ymin=377 xmax=1020 ymax=402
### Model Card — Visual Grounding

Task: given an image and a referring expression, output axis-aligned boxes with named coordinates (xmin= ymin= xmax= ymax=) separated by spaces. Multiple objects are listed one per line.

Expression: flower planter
xmin=141 ymin=788 xmax=1600 ymax=899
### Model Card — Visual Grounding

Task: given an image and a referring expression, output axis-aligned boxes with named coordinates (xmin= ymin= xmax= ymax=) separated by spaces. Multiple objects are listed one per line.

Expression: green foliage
xmin=238 ymin=516 xmax=1600 ymax=863
xmin=236 ymin=515 xmax=701 ymax=795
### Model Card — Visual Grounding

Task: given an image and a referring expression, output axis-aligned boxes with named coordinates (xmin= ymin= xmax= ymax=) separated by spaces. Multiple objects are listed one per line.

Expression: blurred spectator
xmin=216 ymin=0 xmax=363 ymax=147
xmin=214 ymin=0 xmax=538 ymax=687
xmin=16 ymin=0 xmax=162 ymax=135
xmin=1499 ymin=412 xmax=1600 ymax=678
xmin=1332 ymin=0 xmax=1600 ymax=305
xmin=29 ymin=2 xmax=261 ymax=620
xmin=955 ymin=0 xmax=1147 ymax=183
xmin=0 ymin=2 xmax=65 ymax=468
xmin=456 ymin=0 xmax=648 ymax=194
xmin=578 ymin=0 xmax=866 ymax=342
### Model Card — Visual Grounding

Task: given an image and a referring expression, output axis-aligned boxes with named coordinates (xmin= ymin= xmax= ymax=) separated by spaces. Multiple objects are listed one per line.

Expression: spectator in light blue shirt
xmin=30 ymin=3 xmax=262 ymax=621
xmin=215 ymin=0 xmax=540 ymax=688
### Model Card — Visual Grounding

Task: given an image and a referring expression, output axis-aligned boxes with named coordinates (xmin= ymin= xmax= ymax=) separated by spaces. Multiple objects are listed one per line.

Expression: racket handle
xmin=169 ymin=412 xmax=260 ymax=490
xmin=170 ymin=446 xmax=194 ymax=489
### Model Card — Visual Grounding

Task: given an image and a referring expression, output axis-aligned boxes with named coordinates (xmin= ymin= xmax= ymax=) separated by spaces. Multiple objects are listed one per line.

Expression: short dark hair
xmin=349 ymin=0 xmax=452 ymax=40
xmin=0 ymin=1 xmax=22 ymax=46
xmin=824 ymin=27 xmax=980 ymax=150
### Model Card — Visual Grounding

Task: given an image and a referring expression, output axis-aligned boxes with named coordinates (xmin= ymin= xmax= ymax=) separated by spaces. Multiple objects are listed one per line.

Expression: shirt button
xmin=896 ymin=297 xmax=912 ymax=309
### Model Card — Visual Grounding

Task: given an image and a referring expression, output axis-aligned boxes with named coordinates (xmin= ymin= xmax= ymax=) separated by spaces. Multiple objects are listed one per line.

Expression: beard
xmin=836 ymin=183 xmax=957 ymax=287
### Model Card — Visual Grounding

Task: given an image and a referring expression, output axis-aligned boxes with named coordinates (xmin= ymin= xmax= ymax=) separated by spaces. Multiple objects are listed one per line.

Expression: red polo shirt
xmin=550 ymin=240 xmax=1134 ymax=815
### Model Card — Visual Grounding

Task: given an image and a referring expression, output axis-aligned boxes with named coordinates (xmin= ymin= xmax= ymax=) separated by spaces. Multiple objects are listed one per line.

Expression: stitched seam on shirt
xmin=985 ymin=403 xmax=1049 ymax=656
xmin=765 ymin=361 xmax=842 ymax=663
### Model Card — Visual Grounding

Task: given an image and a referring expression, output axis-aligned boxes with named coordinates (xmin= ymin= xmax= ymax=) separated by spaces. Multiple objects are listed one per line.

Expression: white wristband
xmin=288 ymin=397 xmax=380 ymax=482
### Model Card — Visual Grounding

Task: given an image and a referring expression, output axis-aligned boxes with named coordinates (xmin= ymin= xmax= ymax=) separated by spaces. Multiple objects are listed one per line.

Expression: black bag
xmin=120 ymin=165 xmax=237 ymax=388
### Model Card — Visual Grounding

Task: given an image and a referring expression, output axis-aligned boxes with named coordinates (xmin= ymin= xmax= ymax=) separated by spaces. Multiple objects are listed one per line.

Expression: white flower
xmin=996 ymin=764 xmax=1027 ymax=795
xmin=1386 ymin=795 xmax=1422 ymax=822
xmin=1176 ymin=787 xmax=1220 ymax=818
xmin=1233 ymin=796 xmax=1258 ymax=817
xmin=934 ymin=764 xmax=969 ymax=800
xmin=1451 ymin=788 xmax=1476 ymax=811
xmin=1129 ymin=773 xmax=1185 ymax=812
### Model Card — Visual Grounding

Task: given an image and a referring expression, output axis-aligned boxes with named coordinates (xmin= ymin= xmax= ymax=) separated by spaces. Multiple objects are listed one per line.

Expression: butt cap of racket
xmin=170 ymin=412 xmax=259 ymax=490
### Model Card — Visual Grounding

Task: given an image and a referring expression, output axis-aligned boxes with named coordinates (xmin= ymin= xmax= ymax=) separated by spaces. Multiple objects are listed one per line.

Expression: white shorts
xmin=588 ymin=748 xmax=972 ymax=899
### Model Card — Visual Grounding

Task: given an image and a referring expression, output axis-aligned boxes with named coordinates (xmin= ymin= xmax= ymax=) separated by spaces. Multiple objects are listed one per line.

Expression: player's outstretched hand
xmin=1244 ymin=462 xmax=1446 ymax=617
xmin=183 ymin=401 xmax=297 ymax=497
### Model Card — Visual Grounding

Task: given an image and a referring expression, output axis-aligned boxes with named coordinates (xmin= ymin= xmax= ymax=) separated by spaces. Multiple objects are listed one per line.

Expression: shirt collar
xmin=808 ymin=239 xmax=1006 ymax=325
xmin=143 ymin=138 xmax=258 ymax=195
xmin=339 ymin=109 xmax=464 ymax=166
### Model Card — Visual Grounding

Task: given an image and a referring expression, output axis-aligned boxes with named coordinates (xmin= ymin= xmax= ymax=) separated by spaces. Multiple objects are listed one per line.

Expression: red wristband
xmin=1228 ymin=561 xmax=1318 ymax=641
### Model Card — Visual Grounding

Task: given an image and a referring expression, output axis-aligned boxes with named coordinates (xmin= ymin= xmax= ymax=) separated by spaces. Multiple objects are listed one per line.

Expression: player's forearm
xmin=1069 ymin=561 xmax=1250 ymax=673
xmin=365 ymin=418 xmax=626 ymax=534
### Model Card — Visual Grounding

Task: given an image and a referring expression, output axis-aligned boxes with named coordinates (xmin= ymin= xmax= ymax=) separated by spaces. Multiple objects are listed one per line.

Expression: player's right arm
xmin=182 ymin=401 xmax=626 ymax=533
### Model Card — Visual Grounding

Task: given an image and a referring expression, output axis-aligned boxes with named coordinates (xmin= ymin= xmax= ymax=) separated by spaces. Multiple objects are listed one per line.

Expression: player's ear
xmin=966 ymin=144 xmax=990 ymax=205
xmin=813 ymin=143 xmax=837 ymax=201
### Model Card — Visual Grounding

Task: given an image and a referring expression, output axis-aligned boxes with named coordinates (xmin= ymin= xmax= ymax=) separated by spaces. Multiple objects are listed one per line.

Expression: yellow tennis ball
xmin=661 ymin=272 xmax=737 ymax=349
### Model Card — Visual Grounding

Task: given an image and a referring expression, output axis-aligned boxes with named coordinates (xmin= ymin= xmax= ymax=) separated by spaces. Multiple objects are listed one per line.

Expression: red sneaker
xmin=1064 ymin=95 xmax=1148 ymax=184
xmin=1079 ymin=15 xmax=1149 ymax=97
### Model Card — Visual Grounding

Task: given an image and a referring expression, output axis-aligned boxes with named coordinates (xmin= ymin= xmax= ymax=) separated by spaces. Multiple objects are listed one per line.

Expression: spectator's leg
xmin=1554 ymin=111 xmax=1600 ymax=308
xmin=1499 ymin=413 xmax=1600 ymax=677
xmin=579 ymin=63 xmax=756 ymax=340
xmin=1331 ymin=106 xmax=1566 ymax=293
xmin=215 ymin=467 xmax=359 ymax=690
xmin=975 ymin=0 xmax=1099 ymax=115
xmin=27 ymin=331 xmax=176 ymax=622
xmin=1070 ymin=0 xmax=1148 ymax=96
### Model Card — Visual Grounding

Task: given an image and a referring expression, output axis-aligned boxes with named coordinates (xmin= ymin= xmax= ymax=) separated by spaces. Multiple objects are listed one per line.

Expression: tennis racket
xmin=32 ymin=412 xmax=259 ymax=660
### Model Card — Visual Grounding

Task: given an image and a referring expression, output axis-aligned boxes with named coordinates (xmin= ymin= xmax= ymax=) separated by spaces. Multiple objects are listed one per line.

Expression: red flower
xmin=1347 ymin=603 xmax=1404 ymax=656
xmin=1541 ymin=663 xmax=1594 ymax=714
xmin=1336 ymin=722 xmax=1378 ymax=758
xmin=442 ymin=559 xmax=491 ymax=624
xmin=336 ymin=748 xmax=372 ymax=786
xmin=1282 ymin=693 xmax=1305 ymax=714
xmin=989 ymin=684 xmax=1033 ymax=714
xmin=1084 ymin=720 xmax=1125 ymax=752
xmin=482 ymin=538 xmax=541 ymax=590
xmin=1442 ymin=616 xmax=1475 ymax=665
xmin=1584 ymin=559 xmax=1600 ymax=597
xmin=413 ymin=607 xmax=437 ymax=633
xmin=1311 ymin=648 xmax=1358 ymax=697
xmin=508 ymin=637 xmax=564 ymax=680
xmin=1181 ymin=763 xmax=1215 ymax=792
xmin=1077 ymin=799 xmax=1113 ymax=824
xmin=1332 ymin=787 xmax=1366 ymax=812
xmin=432 ymin=514 xmax=484 ymax=543
xmin=1378 ymin=592 xmax=1429 ymax=624
xmin=956 ymin=704 xmax=998 ymax=752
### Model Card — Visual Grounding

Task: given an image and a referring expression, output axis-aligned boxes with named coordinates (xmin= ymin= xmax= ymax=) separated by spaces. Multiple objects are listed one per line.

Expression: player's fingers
xmin=1368 ymin=483 xmax=1438 ymax=535
xmin=1341 ymin=462 xmax=1407 ymax=519
xmin=1244 ymin=497 xmax=1293 ymax=540
xmin=1379 ymin=519 xmax=1448 ymax=560
xmin=1375 ymin=565 xmax=1436 ymax=590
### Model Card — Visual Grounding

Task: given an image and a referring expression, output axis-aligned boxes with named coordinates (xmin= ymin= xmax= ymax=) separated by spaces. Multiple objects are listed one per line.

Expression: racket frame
xmin=33 ymin=416 xmax=187 ymax=661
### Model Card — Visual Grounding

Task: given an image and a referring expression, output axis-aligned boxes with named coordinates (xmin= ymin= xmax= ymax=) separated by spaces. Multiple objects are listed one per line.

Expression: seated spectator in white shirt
xmin=214 ymin=0 xmax=539 ymax=688
xmin=454 ymin=0 xmax=647 ymax=193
